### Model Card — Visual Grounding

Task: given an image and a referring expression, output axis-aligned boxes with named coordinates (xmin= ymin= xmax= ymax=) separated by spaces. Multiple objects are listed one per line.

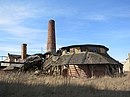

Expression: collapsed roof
xmin=43 ymin=52 xmax=123 ymax=66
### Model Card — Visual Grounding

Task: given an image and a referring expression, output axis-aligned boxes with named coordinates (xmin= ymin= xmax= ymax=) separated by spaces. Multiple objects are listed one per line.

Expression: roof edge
xmin=60 ymin=44 xmax=109 ymax=51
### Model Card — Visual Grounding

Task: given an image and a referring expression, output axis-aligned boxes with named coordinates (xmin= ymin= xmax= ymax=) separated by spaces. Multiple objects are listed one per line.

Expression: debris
xmin=0 ymin=54 xmax=44 ymax=72
xmin=2 ymin=65 xmax=14 ymax=71
xmin=20 ymin=54 xmax=44 ymax=72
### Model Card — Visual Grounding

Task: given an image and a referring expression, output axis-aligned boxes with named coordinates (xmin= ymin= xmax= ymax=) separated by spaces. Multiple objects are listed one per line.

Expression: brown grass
xmin=0 ymin=71 xmax=130 ymax=97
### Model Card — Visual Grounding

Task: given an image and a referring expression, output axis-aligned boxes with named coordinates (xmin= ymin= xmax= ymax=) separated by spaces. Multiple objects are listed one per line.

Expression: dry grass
xmin=0 ymin=71 xmax=130 ymax=97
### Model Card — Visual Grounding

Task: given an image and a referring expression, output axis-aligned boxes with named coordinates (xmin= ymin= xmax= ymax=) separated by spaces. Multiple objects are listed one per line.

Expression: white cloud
xmin=0 ymin=43 xmax=46 ymax=55
xmin=92 ymin=30 xmax=130 ymax=40
xmin=0 ymin=45 xmax=20 ymax=53
xmin=3 ymin=26 xmax=46 ymax=37
xmin=0 ymin=1 xmax=76 ymax=39
xmin=0 ymin=26 xmax=47 ymax=45
xmin=0 ymin=5 xmax=30 ymax=26
xmin=107 ymin=6 xmax=130 ymax=18
xmin=81 ymin=6 xmax=130 ymax=21
xmin=83 ymin=14 xmax=108 ymax=21
xmin=0 ymin=1 xmax=77 ymax=26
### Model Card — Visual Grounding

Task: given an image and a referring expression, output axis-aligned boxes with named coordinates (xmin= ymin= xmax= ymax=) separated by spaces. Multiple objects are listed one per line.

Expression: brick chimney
xmin=21 ymin=43 xmax=27 ymax=60
xmin=47 ymin=20 xmax=56 ymax=54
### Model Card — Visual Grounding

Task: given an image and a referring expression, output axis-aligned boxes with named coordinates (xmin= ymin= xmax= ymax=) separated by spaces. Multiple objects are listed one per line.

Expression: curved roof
xmin=59 ymin=52 xmax=120 ymax=65
xmin=60 ymin=44 xmax=109 ymax=51
xmin=43 ymin=52 xmax=123 ymax=67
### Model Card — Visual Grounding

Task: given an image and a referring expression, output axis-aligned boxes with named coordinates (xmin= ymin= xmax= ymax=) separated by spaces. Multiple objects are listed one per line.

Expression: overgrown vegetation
xmin=0 ymin=71 xmax=130 ymax=97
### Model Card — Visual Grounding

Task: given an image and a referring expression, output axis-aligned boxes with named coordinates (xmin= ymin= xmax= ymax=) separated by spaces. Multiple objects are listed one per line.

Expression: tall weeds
xmin=0 ymin=71 xmax=130 ymax=97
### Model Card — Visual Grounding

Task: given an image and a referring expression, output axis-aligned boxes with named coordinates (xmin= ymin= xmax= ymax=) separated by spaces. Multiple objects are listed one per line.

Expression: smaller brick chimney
xmin=21 ymin=43 xmax=27 ymax=60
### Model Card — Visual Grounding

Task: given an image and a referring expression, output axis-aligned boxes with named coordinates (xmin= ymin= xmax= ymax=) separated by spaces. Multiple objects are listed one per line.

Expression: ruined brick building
xmin=122 ymin=53 xmax=130 ymax=72
xmin=43 ymin=20 xmax=123 ymax=78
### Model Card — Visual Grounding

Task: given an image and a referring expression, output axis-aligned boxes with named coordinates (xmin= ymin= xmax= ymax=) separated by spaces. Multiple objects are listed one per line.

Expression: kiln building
xmin=43 ymin=20 xmax=123 ymax=78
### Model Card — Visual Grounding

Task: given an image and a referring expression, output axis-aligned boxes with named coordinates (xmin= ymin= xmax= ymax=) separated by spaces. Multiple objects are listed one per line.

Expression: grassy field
xmin=0 ymin=71 xmax=130 ymax=97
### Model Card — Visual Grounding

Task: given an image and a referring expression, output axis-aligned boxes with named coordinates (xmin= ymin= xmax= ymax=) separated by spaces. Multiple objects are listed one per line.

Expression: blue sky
xmin=0 ymin=0 xmax=130 ymax=61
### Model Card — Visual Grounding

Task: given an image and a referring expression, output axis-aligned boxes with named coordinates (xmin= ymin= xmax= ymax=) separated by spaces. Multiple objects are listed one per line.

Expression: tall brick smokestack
xmin=47 ymin=20 xmax=56 ymax=54
xmin=21 ymin=43 xmax=27 ymax=60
